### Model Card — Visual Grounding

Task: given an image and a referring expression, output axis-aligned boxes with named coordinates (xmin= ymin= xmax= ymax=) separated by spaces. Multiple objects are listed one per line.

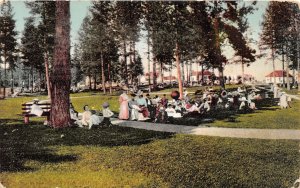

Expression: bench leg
xmin=47 ymin=115 xmax=50 ymax=122
xmin=24 ymin=116 xmax=29 ymax=124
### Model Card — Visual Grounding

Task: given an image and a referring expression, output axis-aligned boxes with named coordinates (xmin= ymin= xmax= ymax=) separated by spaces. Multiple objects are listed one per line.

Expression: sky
xmin=8 ymin=0 xmax=292 ymax=81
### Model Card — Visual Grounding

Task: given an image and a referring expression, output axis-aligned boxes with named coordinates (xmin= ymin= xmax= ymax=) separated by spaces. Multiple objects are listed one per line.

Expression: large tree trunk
xmin=101 ymin=52 xmax=106 ymax=94
xmin=50 ymin=1 xmax=71 ymax=128
xmin=175 ymin=42 xmax=183 ymax=99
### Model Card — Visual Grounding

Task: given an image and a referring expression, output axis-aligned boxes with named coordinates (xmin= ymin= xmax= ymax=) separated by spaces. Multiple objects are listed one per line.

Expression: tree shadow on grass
xmin=0 ymin=121 xmax=174 ymax=173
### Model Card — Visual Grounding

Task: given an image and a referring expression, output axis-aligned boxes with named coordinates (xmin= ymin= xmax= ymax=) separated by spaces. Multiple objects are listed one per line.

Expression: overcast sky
xmin=10 ymin=1 xmax=288 ymax=81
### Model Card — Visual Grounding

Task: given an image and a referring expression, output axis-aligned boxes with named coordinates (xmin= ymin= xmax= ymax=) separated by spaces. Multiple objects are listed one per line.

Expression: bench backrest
xmin=22 ymin=103 xmax=51 ymax=113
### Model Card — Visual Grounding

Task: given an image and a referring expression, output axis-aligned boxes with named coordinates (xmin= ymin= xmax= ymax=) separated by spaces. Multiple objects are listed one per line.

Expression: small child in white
xmin=101 ymin=102 xmax=114 ymax=126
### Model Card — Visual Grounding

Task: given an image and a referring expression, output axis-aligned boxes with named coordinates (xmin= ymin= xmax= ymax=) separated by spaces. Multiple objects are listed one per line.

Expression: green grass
xmin=212 ymin=100 xmax=300 ymax=129
xmin=0 ymin=124 xmax=299 ymax=188
xmin=282 ymin=88 xmax=300 ymax=95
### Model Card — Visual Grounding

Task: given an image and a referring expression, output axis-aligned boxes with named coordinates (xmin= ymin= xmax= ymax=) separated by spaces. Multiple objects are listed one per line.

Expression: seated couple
xmin=70 ymin=102 xmax=114 ymax=129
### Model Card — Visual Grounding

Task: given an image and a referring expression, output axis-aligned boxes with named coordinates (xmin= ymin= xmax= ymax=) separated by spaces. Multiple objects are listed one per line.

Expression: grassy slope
xmin=0 ymin=124 xmax=299 ymax=188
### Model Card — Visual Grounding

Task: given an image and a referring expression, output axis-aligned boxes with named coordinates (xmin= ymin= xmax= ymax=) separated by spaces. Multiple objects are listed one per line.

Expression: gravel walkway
xmin=111 ymin=119 xmax=300 ymax=140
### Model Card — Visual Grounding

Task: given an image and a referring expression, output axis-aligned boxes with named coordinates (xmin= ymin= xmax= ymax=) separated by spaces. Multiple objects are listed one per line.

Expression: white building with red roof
xmin=190 ymin=70 xmax=213 ymax=82
xmin=265 ymin=70 xmax=293 ymax=84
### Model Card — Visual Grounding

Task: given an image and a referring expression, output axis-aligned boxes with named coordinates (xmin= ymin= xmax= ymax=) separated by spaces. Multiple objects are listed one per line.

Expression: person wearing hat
xmin=100 ymin=102 xmax=114 ymax=127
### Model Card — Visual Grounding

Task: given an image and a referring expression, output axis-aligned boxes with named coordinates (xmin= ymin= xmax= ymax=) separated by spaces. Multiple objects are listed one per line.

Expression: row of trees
xmin=260 ymin=1 xmax=300 ymax=90
xmin=0 ymin=1 xmax=17 ymax=98
xmin=74 ymin=1 xmax=258 ymax=98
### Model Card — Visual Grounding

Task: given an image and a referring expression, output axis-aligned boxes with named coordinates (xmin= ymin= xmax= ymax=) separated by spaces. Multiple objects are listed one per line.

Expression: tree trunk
xmin=3 ymin=51 xmax=6 ymax=98
xmin=175 ymin=42 xmax=183 ymax=99
xmin=101 ymin=52 xmax=106 ymax=94
xmin=50 ymin=1 xmax=71 ymax=128
xmin=89 ymin=74 xmax=92 ymax=91
xmin=123 ymin=41 xmax=128 ymax=87
xmin=201 ymin=63 xmax=204 ymax=84
xmin=147 ymin=35 xmax=151 ymax=91
xmin=286 ymin=46 xmax=290 ymax=90
xmin=93 ymin=74 xmax=96 ymax=91
xmin=39 ymin=70 xmax=42 ymax=92
xmin=11 ymin=69 xmax=14 ymax=94
xmin=31 ymin=64 xmax=34 ymax=93
xmin=153 ymin=57 xmax=157 ymax=89
xmin=108 ymin=62 xmax=112 ymax=94
xmin=160 ymin=61 xmax=164 ymax=84
xmin=282 ymin=44 xmax=285 ymax=87
xmin=241 ymin=58 xmax=245 ymax=84
xmin=272 ymin=48 xmax=276 ymax=84
xmin=213 ymin=7 xmax=225 ymax=89
xmin=129 ymin=41 xmax=133 ymax=85
xmin=44 ymin=52 xmax=51 ymax=100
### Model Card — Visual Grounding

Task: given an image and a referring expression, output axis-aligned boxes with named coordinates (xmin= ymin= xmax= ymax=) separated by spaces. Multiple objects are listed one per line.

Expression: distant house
xmin=190 ymin=70 xmax=212 ymax=82
xmin=163 ymin=76 xmax=177 ymax=82
xmin=265 ymin=70 xmax=293 ymax=84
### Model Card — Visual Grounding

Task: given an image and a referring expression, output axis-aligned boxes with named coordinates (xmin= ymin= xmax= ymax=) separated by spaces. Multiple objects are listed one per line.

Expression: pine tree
xmin=20 ymin=17 xmax=44 ymax=93
xmin=0 ymin=1 xmax=17 ymax=98
xmin=50 ymin=1 xmax=71 ymax=128
xmin=25 ymin=1 xmax=56 ymax=98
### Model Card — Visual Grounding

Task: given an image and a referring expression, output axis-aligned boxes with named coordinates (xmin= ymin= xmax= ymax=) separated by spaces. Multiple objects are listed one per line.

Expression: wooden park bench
xmin=21 ymin=102 xmax=51 ymax=124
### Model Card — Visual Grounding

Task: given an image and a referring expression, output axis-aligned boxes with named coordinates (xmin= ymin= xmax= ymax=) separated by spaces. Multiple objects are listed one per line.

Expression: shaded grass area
xmin=0 ymin=123 xmax=299 ymax=187
xmin=212 ymin=100 xmax=300 ymax=129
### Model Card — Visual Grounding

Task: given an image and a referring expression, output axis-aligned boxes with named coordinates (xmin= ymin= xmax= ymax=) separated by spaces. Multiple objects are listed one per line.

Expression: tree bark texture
xmin=175 ymin=42 xmax=183 ymax=99
xmin=50 ymin=1 xmax=71 ymax=128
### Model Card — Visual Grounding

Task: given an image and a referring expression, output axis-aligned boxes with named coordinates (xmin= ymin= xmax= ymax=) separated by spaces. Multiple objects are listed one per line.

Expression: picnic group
xmin=27 ymin=83 xmax=291 ymax=128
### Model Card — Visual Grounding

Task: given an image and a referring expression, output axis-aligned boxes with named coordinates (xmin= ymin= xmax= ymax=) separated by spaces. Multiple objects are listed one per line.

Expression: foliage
xmin=0 ymin=1 xmax=18 ymax=87
xmin=20 ymin=17 xmax=44 ymax=73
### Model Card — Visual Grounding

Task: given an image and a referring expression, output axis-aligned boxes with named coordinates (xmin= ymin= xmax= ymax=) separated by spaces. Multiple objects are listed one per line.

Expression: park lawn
xmin=0 ymin=123 xmax=299 ymax=188
xmin=211 ymin=100 xmax=300 ymax=129
xmin=0 ymin=95 xmax=119 ymax=123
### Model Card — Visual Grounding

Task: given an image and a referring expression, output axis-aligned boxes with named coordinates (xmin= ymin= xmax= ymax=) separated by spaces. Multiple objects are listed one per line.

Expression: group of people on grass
xmin=28 ymin=83 xmax=290 ymax=127
xmin=28 ymin=99 xmax=115 ymax=129
xmin=118 ymin=86 xmax=262 ymax=123
xmin=69 ymin=102 xmax=114 ymax=129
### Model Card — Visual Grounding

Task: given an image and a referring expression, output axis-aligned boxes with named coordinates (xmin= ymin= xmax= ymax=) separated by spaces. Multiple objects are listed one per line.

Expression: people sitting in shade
xmin=101 ymin=102 xmax=114 ymax=127
xmin=137 ymin=94 xmax=149 ymax=118
xmin=128 ymin=94 xmax=140 ymax=121
xmin=119 ymin=90 xmax=129 ymax=120
xmin=165 ymin=104 xmax=182 ymax=118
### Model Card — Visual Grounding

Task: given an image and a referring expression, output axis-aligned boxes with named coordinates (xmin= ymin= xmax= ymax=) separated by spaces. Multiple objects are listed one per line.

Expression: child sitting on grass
xmin=101 ymin=102 xmax=114 ymax=127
